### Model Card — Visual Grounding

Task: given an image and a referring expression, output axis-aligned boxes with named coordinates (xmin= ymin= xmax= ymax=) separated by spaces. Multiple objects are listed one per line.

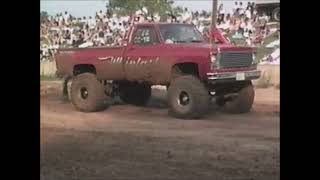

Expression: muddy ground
xmin=41 ymin=81 xmax=280 ymax=180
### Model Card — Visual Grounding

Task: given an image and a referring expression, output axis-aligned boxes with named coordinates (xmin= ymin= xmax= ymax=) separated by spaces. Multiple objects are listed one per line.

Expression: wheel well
xmin=172 ymin=63 xmax=199 ymax=77
xmin=73 ymin=64 xmax=96 ymax=76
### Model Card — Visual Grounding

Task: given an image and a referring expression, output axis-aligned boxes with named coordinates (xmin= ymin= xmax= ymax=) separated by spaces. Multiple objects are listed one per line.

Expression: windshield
xmin=159 ymin=24 xmax=204 ymax=43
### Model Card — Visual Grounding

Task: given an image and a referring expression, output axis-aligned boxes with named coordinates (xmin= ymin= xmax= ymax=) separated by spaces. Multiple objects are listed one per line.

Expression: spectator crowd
xmin=41 ymin=1 xmax=279 ymax=62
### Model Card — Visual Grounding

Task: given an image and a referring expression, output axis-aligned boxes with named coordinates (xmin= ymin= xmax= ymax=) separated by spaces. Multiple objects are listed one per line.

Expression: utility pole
xmin=212 ymin=0 xmax=218 ymax=28
xmin=210 ymin=0 xmax=230 ymax=44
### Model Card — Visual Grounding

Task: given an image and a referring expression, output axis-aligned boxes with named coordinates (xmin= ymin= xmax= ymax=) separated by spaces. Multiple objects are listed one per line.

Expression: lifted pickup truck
xmin=55 ymin=23 xmax=261 ymax=119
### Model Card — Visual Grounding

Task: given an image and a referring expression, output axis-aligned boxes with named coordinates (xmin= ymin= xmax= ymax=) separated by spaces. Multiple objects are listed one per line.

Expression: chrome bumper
xmin=207 ymin=70 xmax=261 ymax=81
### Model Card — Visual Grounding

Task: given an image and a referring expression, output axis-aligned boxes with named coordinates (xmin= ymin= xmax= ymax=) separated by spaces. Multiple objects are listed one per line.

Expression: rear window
xmin=133 ymin=26 xmax=159 ymax=45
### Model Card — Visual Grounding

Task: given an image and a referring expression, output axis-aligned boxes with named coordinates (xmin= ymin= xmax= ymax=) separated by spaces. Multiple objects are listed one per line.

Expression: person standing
xmin=233 ymin=1 xmax=239 ymax=15
xmin=64 ymin=11 xmax=69 ymax=21
xmin=218 ymin=3 xmax=225 ymax=22
xmin=245 ymin=6 xmax=252 ymax=19
xmin=239 ymin=2 xmax=245 ymax=16
xmin=98 ymin=10 xmax=104 ymax=20
xmin=250 ymin=2 xmax=256 ymax=15
xmin=88 ymin=16 xmax=96 ymax=30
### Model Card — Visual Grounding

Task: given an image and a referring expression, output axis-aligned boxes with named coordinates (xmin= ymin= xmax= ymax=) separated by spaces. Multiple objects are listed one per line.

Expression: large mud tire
xmin=272 ymin=7 xmax=280 ymax=21
xmin=119 ymin=82 xmax=151 ymax=106
xmin=222 ymin=83 xmax=255 ymax=114
xmin=70 ymin=73 xmax=109 ymax=112
xmin=167 ymin=75 xmax=210 ymax=119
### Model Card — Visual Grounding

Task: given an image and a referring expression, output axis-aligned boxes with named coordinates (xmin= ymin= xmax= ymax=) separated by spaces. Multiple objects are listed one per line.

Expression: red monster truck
xmin=55 ymin=23 xmax=261 ymax=119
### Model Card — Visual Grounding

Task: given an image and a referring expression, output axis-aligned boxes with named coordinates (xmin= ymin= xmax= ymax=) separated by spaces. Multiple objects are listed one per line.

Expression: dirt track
xmin=41 ymin=81 xmax=280 ymax=180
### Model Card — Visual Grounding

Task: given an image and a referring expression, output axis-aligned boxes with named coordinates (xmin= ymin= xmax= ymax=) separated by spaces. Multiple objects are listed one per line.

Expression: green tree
xmin=106 ymin=0 xmax=174 ymax=17
xmin=171 ymin=6 xmax=184 ymax=16
xmin=40 ymin=11 xmax=49 ymax=23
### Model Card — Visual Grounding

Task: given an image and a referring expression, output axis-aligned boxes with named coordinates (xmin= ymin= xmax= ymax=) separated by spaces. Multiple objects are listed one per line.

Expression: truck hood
xmin=168 ymin=42 xmax=254 ymax=54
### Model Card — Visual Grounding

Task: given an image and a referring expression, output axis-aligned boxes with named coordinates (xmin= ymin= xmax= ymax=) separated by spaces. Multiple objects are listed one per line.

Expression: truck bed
xmin=58 ymin=45 xmax=124 ymax=51
xmin=55 ymin=46 xmax=126 ymax=79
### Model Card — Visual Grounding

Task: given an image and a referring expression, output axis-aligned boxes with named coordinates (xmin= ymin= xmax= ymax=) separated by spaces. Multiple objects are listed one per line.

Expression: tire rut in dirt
xmin=70 ymin=73 xmax=109 ymax=112
xmin=167 ymin=75 xmax=210 ymax=119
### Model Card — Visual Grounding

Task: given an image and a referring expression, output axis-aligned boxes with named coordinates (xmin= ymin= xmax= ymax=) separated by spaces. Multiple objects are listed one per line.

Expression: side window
xmin=133 ymin=27 xmax=159 ymax=45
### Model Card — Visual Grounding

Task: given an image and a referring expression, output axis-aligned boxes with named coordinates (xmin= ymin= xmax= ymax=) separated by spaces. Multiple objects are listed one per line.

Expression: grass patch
xmin=40 ymin=75 xmax=59 ymax=81
xmin=255 ymin=32 xmax=279 ymax=63
xmin=256 ymin=47 xmax=274 ymax=63
xmin=262 ymin=32 xmax=279 ymax=47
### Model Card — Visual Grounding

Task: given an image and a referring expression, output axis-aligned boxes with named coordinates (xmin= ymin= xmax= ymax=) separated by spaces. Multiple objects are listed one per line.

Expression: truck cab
xmin=122 ymin=23 xmax=260 ymax=84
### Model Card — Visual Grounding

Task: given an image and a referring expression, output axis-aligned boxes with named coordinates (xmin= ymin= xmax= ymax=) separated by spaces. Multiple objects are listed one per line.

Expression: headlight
xmin=210 ymin=52 xmax=220 ymax=70
xmin=210 ymin=52 xmax=216 ymax=70
xmin=210 ymin=54 xmax=216 ymax=63
xmin=252 ymin=53 xmax=259 ymax=65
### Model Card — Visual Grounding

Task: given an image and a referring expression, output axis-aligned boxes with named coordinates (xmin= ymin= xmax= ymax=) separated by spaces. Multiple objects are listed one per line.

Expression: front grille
xmin=218 ymin=52 xmax=253 ymax=69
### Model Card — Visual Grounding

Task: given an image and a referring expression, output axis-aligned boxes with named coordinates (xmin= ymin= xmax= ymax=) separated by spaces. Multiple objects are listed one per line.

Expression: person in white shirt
xmin=109 ymin=21 xmax=116 ymax=31
xmin=105 ymin=28 xmax=113 ymax=37
xmin=72 ymin=18 xmax=77 ymax=24
xmin=233 ymin=1 xmax=239 ymax=15
xmin=198 ymin=23 xmax=205 ymax=34
xmin=253 ymin=9 xmax=258 ymax=16
xmin=153 ymin=13 xmax=160 ymax=22
xmin=59 ymin=14 xmax=64 ymax=26
xmin=192 ymin=19 xmax=198 ymax=26
xmin=88 ymin=16 xmax=96 ymax=30
xmin=142 ymin=7 xmax=148 ymax=15
xmin=64 ymin=11 xmax=69 ymax=21
xmin=239 ymin=2 xmax=244 ymax=16
xmin=54 ymin=14 xmax=59 ymax=23
xmin=239 ymin=18 xmax=246 ymax=35
xmin=165 ymin=39 xmax=174 ymax=44
xmin=258 ymin=13 xmax=269 ymax=26
xmin=183 ymin=8 xmax=192 ymax=23
xmin=243 ymin=18 xmax=253 ymax=38
xmin=263 ymin=13 xmax=270 ymax=23
xmin=245 ymin=7 xmax=251 ymax=19
xmin=98 ymin=10 xmax=104 ymax=19
xmin=81 ymin=17 xmax=87 ymax=24
xmin=102 ymin=15 xmax=109 ymax=23
xmin=224 ymin=14 xmax=232 ymax=31
xmin=219 ymin=3 xmax=225 ymax=17
xmin=118 ymin=23 xmax=125 ymax=34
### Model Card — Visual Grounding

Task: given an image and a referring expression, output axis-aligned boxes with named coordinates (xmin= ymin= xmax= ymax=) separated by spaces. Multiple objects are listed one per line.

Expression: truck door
xmin=94 ymin=47 xmax=126 ymax=80
xmin=124 ymin=25 xmax=162 ymax=83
